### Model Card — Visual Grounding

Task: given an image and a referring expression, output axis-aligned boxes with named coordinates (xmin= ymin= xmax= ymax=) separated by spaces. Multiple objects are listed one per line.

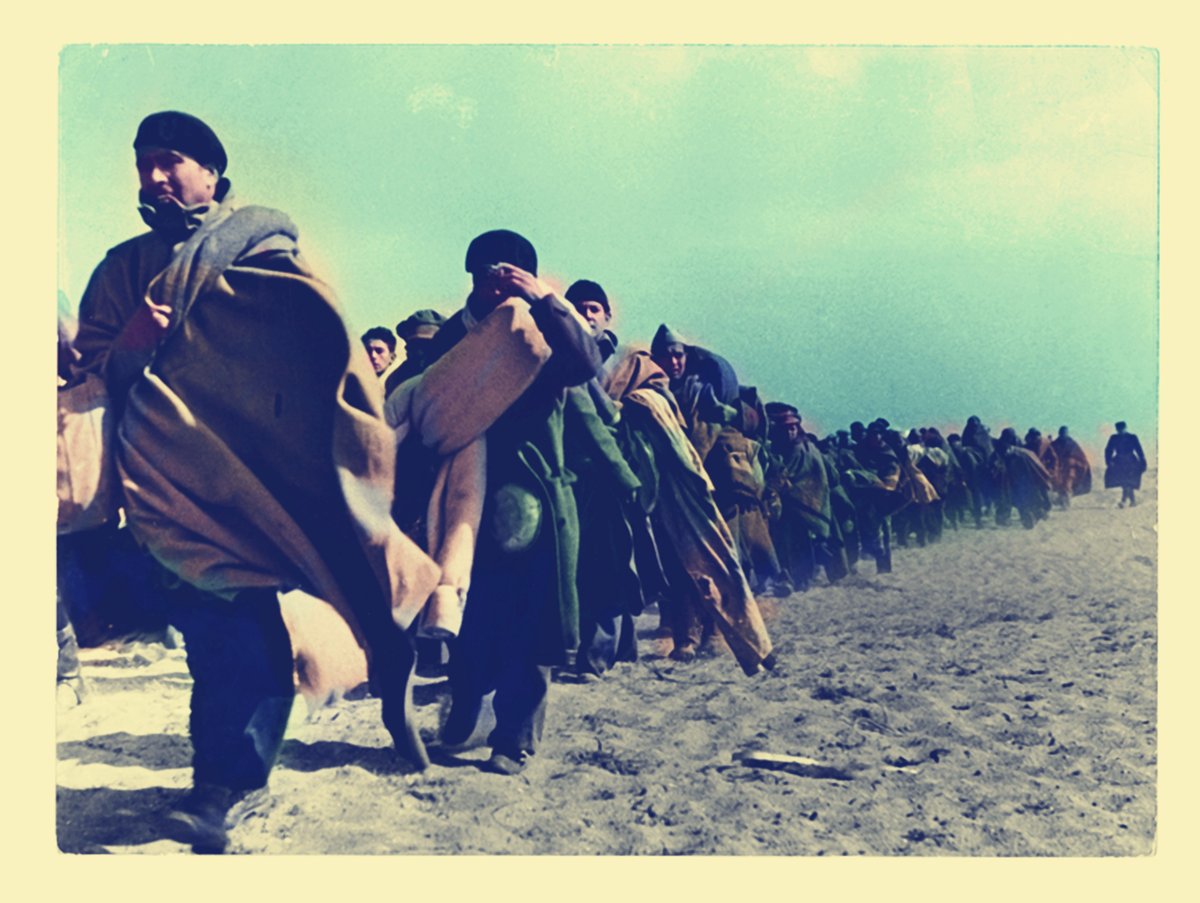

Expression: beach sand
xmin=55 ymin=474 xmax=1157 ymax=855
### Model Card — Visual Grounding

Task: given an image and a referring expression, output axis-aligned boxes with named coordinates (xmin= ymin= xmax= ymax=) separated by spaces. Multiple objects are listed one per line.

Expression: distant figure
xmin=961 ymin=415 xmax=998 ymax=512
xmin=1049 ymin=425 xmax=1093 ymax=507
xmin=361 ymin=326 xmax=397 ymax=380
xmin=1024 ymin=428 xmax=1059 ymax=476
xmin=764 ymin=404 xmax=845 ymax=593
xmin=1104 ymin=421 xmax=1148 ymax=508
xmin=850 ymin=424 xmax=903 ymax=573
xmin=994 ymin=427 xmax=1053 ymax=529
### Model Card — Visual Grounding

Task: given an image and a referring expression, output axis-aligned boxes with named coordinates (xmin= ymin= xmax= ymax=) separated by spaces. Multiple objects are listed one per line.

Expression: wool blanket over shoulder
xmin=1053 ymin=436 xmax=1093 ymax=496
xmin=604 ymin=350 xmax=772 ymax=675
xmin=116 ymin=206 xmax=440 ymax=702
xmin=1003 ymin=446 xmax=1054 ymax=511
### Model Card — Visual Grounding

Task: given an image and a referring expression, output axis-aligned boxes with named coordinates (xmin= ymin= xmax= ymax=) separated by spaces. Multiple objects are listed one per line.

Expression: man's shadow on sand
xmin=57 ymin=729 xmax=442 ymax=852
xmin=59 ymin=729 xmax=434 ymax=777
xmin=57 ymin=785 xmax=192 ymax=853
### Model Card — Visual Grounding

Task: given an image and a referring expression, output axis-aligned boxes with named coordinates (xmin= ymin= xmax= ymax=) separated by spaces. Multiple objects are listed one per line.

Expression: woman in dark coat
xmin=1104 ymin=421 xmax=1148 ymax=507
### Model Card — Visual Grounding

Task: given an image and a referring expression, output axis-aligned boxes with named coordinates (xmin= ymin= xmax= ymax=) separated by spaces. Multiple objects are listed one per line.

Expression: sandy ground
xmin=56 ymin=475 xmax=1157 ymax=856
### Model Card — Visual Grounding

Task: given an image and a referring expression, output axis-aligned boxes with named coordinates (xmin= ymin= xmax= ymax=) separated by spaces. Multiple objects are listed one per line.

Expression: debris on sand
xmin=732 ymin=750 xmax=857 ymax=781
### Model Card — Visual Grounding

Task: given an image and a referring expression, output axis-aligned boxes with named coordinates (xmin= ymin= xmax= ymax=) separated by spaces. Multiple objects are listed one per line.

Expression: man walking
xmin=431 ymin=230 xmax=603 ymax=774
xmin=70 ymin=112 xmax=439 ymax=852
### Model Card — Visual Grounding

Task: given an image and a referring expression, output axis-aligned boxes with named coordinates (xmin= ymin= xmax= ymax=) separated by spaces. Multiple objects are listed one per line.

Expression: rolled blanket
xmin=420 ymin=437 xmax=487 ymax=638
xmin=409 ymin=298 xmax=551 ymax=456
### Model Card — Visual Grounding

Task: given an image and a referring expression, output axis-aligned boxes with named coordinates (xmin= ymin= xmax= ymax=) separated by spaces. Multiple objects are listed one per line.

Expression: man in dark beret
xmin=426 ymin=230 xmax=603 ymax=775
xmin=74 ymin=111 xmax=232 ymax=381
xmin=66 ymin=112 xmax=438 ymax=852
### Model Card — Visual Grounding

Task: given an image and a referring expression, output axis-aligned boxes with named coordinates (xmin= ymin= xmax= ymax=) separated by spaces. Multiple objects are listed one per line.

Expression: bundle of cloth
xmin=116 ymin=205 xmax=441 ymax=709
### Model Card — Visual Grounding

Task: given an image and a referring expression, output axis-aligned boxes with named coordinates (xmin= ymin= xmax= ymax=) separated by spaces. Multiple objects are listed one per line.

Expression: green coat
xmin=564 ymin=384 xmax=644 ymax=621
xmin=427 ymin=296 xmax=602 ymax=665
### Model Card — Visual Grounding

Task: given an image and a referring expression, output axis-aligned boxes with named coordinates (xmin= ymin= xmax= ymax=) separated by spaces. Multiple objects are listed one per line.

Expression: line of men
xmin=56 ymin=111 xmax=1147 ymax=854
xmin=364 ymin=303 xmax=1138 ymax=603
xmin=57 ymin=112 xmax=777 ymax=853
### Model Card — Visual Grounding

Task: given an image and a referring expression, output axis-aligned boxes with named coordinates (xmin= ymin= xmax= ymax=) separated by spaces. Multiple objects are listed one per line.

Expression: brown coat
xmin=115 ymin=205 xmax=440 ymax=704
xmin=604 ymin=349 xmax=773 ymax=675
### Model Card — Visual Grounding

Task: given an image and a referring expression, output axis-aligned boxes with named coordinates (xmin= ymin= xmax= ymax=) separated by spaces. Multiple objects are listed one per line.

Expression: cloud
xmin=407 ymin=83 xmax=477 ymax=129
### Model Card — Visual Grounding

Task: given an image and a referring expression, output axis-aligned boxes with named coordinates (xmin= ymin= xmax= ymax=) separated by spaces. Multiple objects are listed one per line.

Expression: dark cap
xmin=396 ymin=309 xmax=446 ymax=341
xmin=134 ymin=111 xmax=227 ymax=175
xmin=565 ymin=279 xmax=609 ymax=314
xmin=464 ymin=229 xmax=537 ymax=276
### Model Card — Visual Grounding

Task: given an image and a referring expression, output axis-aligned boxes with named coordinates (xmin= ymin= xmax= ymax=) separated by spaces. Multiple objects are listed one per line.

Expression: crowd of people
xmin=55 ymin=111 xmax=1151 ymax=854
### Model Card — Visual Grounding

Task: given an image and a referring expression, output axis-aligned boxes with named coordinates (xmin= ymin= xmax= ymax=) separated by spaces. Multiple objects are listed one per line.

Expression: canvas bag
xmin=56 ymin=374 xmax=120 ymax=534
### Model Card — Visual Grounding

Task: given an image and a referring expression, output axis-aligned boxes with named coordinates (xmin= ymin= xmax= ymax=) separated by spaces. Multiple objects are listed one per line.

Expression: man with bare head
xmin=361 ymin=326 xmax=397 ymax=380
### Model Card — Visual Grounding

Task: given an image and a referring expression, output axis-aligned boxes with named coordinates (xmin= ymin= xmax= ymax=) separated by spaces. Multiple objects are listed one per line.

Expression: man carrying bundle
xmin=1050 ymin=425 xmax=1094 ymax=508
xmin=602 ymin=322 xmax=775 ymax=672
xmin=70 ymin=112 xmax=440 ymax=851
xmin=426 ymin=230 xmax=603 ymax=775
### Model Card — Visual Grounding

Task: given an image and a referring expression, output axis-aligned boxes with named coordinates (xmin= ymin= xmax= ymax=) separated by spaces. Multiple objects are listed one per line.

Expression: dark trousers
xmin=653 ymin=533 xmax=713 ymax=650
xmin=445 ymin=553 xmax=555 ymax=756
xmin=170 ymin=586 xmax=295 ymax=792
xmin=56 ymin=591 xmax=82 ymax=685
xmin=577 ymin=610 xmax=636 ymax=676
xmin=446 ymin=649 xmax=551 ymax=756
xmin=56 ymin=525 xmax=172 ymax=645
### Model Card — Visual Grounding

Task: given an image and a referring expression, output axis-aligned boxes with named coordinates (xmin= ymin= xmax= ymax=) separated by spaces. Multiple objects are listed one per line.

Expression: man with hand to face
xmin=425 ymin=230 xmax=603 ymax=775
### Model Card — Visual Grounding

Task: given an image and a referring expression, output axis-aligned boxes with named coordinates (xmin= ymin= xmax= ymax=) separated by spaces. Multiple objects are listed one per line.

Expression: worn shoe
xmin=669 ymin=644 xmax=697 ymax=663
xmin=166 ymin=783 xmax=270 ymax=854
xmin=484 ymin=749 xmax=531 ymax=776
xmin=437 ymin=696 xmax=496 ymax=754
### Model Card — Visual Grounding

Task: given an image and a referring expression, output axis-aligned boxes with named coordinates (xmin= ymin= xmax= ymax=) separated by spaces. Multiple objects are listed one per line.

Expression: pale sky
xmin=58 ymin=45 xmax=1158 ymax=453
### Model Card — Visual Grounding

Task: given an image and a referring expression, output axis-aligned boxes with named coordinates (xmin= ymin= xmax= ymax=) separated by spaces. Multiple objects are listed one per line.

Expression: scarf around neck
xmin=137 ymin=178 xmax=233 ymax=244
